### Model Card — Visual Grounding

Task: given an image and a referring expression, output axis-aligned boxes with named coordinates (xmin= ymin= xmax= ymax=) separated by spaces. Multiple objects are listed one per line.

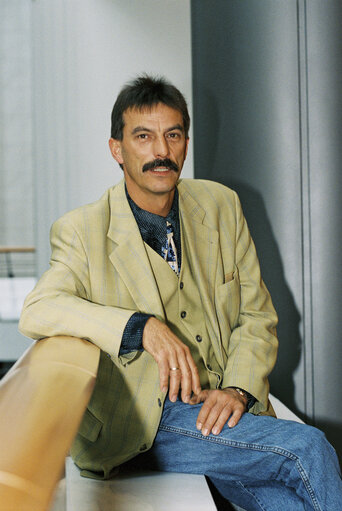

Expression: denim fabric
xmin=132 ymin=397 xmax=342 ymax=511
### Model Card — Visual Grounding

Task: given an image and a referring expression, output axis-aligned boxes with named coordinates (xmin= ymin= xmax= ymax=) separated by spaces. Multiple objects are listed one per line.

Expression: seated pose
xmin=20 ymin=75 xmax=342 ymax=510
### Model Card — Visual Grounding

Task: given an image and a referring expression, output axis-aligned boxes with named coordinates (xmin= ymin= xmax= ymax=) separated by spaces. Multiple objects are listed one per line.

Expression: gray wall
xmin=191 ymin=0 xmax=342 ymax=458
xmin=0 ymin=0 xmax=193 ymax=361
xmin=0 ymin=1 xmax=34 ymax=263
xmin=31 ymin=0 xmax=194 ymax=278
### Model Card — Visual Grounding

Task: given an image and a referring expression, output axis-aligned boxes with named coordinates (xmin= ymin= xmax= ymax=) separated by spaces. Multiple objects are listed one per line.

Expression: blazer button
xmin=180 ymin=311 xmax=187 ymax=319
xmin=180 ymin=282 xmax=184 ymax=289
xmin=139 ymin=444 xmax=147 ymax=452
xmin=158 ymin=398 xmax=162 ymax=407
xmin=196 ymin=335 xmax=202 ymax=342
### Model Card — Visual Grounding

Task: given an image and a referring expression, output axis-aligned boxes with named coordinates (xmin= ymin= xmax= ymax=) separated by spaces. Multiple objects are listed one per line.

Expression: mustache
xmin=142 ymin=158 xmax=179 ymax=173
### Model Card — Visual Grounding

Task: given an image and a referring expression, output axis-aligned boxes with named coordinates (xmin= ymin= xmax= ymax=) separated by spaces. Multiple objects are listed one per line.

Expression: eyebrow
xmin=131 ymin=124 xmax=184 ymax=135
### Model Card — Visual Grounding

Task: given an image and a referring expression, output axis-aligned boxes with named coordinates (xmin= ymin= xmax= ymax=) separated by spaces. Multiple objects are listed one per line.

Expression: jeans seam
xmin=295 ymin=460 xmax=322 ymax=511
xmin=159 ymin=424 xmax=298 ymax=458
xmin=237 ymin=481 xmax=268 ymax=511
xmin=159 ymin=424 xmax=322 ymax=510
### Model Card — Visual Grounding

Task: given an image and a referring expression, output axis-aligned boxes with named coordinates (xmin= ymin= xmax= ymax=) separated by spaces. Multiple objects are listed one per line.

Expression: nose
xmin=153 ymin=136 xmax=169 ymax=158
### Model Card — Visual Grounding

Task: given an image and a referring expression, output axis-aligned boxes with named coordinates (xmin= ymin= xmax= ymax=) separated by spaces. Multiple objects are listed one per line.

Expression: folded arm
xmin=19 ymin=216 xmax=136 ymax=358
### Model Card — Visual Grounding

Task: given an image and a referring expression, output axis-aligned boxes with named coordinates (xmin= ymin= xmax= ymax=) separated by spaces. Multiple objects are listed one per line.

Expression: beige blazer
xmin=19 ymin=178 xmax=278 ymax=478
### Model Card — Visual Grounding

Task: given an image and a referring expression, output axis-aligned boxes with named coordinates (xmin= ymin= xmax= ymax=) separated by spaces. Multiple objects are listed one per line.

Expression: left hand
xmin=190 ymin=388 xmax=247 ymax=436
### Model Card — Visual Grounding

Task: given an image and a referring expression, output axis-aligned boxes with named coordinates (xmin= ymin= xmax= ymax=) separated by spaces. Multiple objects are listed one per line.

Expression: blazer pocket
xmin=215 ymin=267 xmax=240 ymax=331
xmin=224 ymin=271 xmax=234 ymax=283
xmin=78 ymin=408 xmax=103 ymax=442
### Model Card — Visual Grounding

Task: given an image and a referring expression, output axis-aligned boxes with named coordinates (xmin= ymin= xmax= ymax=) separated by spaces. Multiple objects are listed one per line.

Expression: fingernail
xmin=184 ymin=395 xmax=190 ymax=403
xmin=228 ymin=421 xmax=235 ymax=428
xmin=202 ymin=428 xmax=209 ymax=436
xmin=212 ymin=427 xmax=219 ymax=435
xmin=162 ymin=386 xmax=168 ymax=393
xmin=170 ymin=394 xmax=177 ymax=402
xmin=196 ymin=422 xmax=202 ymax=431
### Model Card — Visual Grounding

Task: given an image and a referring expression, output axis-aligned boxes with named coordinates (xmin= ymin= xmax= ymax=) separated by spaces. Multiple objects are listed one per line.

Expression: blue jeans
xmin=131 ymin=397 xmax=342 ymax=511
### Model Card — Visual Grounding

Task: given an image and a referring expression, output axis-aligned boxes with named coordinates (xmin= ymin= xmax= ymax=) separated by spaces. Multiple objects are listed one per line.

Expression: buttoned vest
xmin=145 ymin=240 xmax=223 ymax=391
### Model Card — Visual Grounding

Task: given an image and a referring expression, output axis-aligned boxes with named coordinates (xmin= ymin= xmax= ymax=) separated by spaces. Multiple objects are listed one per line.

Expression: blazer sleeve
xmin=19 ymin=215 xmax=136 ymax=359
xmin=220 ymin=191 xmax=278 ymax=414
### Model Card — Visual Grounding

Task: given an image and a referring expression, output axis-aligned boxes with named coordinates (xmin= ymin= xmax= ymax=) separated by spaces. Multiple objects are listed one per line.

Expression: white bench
xmin=51 ymin=395 xmax=303 ymax=511
xmin=65 ymin=457 xmax=216 ymax=511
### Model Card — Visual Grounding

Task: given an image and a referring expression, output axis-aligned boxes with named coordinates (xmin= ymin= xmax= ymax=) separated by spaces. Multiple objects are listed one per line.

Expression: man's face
xmin=109 ymin=103 xmax=189 ymax=209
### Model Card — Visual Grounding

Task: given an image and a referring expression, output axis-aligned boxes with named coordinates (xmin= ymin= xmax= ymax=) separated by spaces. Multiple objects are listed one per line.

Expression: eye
xmin=167 ymin=132 xmax=181 ymax=139
xmin=137 ymin=133 xmax=149 ymax=140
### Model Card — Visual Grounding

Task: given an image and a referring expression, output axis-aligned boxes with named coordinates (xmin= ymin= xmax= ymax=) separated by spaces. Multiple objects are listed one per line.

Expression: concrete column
xmin=191 ymin=0 xmax=342 ymax=458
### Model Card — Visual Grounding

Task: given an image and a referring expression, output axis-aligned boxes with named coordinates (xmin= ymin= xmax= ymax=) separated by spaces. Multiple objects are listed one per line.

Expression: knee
xmin=289 ymin=423 xmax=335 ymax=461
xmin=302 ymin=424 xmax=327 ymax=447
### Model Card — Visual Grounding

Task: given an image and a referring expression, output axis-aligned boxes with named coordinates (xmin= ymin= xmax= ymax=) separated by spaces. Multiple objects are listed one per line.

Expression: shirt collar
xmin=125 ymin=186 xmax=179 ymax=228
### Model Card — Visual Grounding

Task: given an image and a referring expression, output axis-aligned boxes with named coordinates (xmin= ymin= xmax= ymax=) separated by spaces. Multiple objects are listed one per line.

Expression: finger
xmin=189 ymin=394 xmax=200 ymax=405
xmin=178 ymin=358 xmax=192 ymax=403
xmin=168 ymin=364 xmax=181 ymax=402
xmin=201 ymin=402 xmax=231 ymax=437
xmin=158 ymin=357 xmax=171 ymax=394
xmin=227 ymin=407 xmax=245 ymax=428
xmin=196 ymin=393 xmax=216 ymax=432
xmin=173 ymin=345 xmax=200 ymax=403
xmin=211 ymin=405 xmax=233 ymax=435
xmin=176 ymin=346 xmax=196 ymax=403
xmin=185 ymin=352 xmax=201 ymax=396
xmin=189 ymin=389 xmax=207 ymax=405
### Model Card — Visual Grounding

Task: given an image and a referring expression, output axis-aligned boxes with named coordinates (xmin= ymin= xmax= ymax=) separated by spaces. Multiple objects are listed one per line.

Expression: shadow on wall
xmin=191 ymin=0 xmax=342 ymax=462
xmin=192 ymin=88 xmax=304 ymax=419
xmin=224 ymin=181 xmax=303 ymax=418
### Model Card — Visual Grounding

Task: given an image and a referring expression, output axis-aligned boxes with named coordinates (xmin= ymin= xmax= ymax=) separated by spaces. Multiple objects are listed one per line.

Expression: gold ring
xmin=170 ymin=367 xmax=180 ymax=371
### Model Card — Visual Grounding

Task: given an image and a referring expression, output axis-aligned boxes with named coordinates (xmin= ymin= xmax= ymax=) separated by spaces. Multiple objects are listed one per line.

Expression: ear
xmin=184 ymin=137 xmax=190 ymax=160
xmin=108 ymin=138 xmax=124 ymax=165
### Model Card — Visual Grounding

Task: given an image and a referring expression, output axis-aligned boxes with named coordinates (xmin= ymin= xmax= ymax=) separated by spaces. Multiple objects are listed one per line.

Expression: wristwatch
xmin=230 ymin=387 xmax=256 ymax=410
xmin=233 ymin=387 xmax=247 ymax=398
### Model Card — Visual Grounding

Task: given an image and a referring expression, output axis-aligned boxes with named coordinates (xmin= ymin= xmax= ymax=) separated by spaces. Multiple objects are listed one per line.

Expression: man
xmin=19 ymin=75 xmax=342 ymax=510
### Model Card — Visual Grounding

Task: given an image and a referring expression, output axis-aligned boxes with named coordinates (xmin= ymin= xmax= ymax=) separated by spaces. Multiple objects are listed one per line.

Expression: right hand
xmin=142 ymin=317 xmax=201 ymax=403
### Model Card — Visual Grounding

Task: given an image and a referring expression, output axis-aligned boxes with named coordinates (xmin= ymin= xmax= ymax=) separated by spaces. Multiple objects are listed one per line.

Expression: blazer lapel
xmin=178 ymin=181 xmax=224 ymax=368
xmin=107 ymin=180 xmax=165 ymax=320
xmin=178 ymin=180 xmax=219 ymax=297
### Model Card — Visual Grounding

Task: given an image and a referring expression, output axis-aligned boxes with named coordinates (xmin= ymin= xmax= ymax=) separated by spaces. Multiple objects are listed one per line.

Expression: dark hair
xmin=110 ymin=74 xmax=190 ymax=140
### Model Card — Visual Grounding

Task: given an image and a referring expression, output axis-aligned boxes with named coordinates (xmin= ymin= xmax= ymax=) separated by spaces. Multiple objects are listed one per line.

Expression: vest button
xmin=180 ymin=282 xmax=184 ymax=289
xmin=196 ymin=335 xmax=202 ymax=342
xmin=180 ymin=310 xmax=187 ymax=319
